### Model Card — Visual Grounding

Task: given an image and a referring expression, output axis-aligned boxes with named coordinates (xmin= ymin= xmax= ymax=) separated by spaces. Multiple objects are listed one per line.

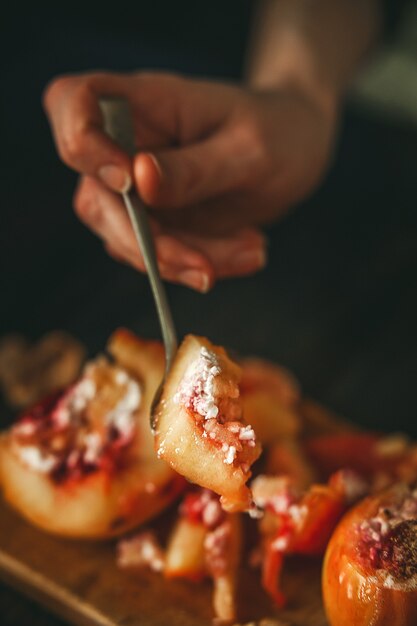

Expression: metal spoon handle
xmin=99 ymin=98 xmax=178 ymax=372
xmin=123 ymin=190 xmax=178 ymax=368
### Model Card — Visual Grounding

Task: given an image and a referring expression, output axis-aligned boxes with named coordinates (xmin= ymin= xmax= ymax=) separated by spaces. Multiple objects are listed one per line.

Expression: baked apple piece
xmin=323 ymin=483 xmax=417 ymax=626
xmin=0 ymin=329 xmax=184 ymax=538
xmin=153 ymin=335 xmax=262 ymax=512
xmin=306 ymin=432 xmax=417 ymax=489
xmin=252 ymin=469 xmax=368 ymax=607
xmin=240 ymin=358 xmax=301 ymax=444
xmin=118 ymin=488 xmax=242 ymax=623
xmin=165 ymin=489 xmax=242 ymax=622
xmin=266 ymin=437 xmax=318 ymax=491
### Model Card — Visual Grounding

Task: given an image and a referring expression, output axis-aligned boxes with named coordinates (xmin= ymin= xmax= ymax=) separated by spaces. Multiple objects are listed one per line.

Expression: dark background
xmin=0 ymin=2 xmax=416 ymax=624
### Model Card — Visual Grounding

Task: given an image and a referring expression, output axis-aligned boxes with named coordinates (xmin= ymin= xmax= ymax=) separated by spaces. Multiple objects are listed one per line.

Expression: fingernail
xmin=145 ymin=153 xmax=163 ymax=180
xmin=232 ymin=248 xmax=267 ymax=270
xmin=177 ymin=269 xmax=210 ymax=293
xmin=98 ymin=165 xmax=131 ymax=193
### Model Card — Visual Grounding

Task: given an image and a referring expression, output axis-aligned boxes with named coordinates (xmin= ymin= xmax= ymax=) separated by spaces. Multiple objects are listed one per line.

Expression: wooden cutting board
xmin=0 ymin=497 xmax=329 ymax=626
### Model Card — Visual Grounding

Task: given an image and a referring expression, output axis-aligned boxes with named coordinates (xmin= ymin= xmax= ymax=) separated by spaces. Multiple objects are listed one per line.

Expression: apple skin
xmin=323 ymin=485 xmax=417 ymax=626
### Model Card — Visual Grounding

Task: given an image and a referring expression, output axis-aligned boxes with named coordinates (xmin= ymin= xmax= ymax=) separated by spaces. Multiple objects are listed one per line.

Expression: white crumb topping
xmin=288 ymin=504 xmax=307 ymax=527
xmin=381 ymin=572 xmax=417 ymax=591
xmin=202 ymin=498 xmax=223 ymax=528
xmin=172 ymin=345 xmax=258 ymax=469
xmin=251 ymin=476 xmax=297 ymax=514
xmin=117 ymin=532 xmax=165 ymax=572
xmin=115 ymin=370 xmax=129 ymax=386
xmin=337 ymin=469 xmax=369 ymax=504
xmin=69 ymin=378 xmax=96 ymax=413
xmin=224 ymin=445 xmax=237 ymax=465
xmin=271 ymin=535 xmax=290 ymax=551
xmin=49 ymin=377 xmax=97 ymax=429
xmin=12 ymin=361 xmax=141 ymax=475
xmin=359 ymin=491 xmax=417 ymax=540
xmin=106 ymin=379 xmax=141 ymax=438
xmin=239 ymin=425 xmax=256 ymax=447
xmin=174 ymin=346 xmax=221 ymax=420
xmin=15 ymin=445 xmax=58 ymax=473
xmin=248 ymin=505 xmax=264 ymax=519
xmin=83 ymin=432 xmax=102 ymax=464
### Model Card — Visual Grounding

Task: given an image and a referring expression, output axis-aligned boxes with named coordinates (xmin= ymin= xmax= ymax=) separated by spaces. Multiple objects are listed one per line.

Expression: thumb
xmin=134 ymin=128 xmax=255 ymax=209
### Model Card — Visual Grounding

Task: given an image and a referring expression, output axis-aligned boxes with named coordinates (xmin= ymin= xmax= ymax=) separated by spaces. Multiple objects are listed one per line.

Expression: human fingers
xmin=43 ymin=72 xmax=143 ymax=192
xmin=73 ymin=176 xmax=214 ymax=292
xmin=133 ymin=122 xmax=264 ymax=209
xmin=174 ymin=228 xmax=267 ymax=279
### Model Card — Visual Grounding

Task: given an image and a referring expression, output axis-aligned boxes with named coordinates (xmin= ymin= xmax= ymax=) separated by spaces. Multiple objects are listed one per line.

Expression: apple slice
xmin=206 ymin=513 xmax=242 ymax=623
xmin=0 ymin=329 xmax=184 ymax=538
xmin=153 ymin=335 xmax=262 ymax=512
xmin=166 ymin=488 xmax=242 ymax=622
xmin=165 ymin=488 xmax=224 ymax=580
xmin=165 ymin=517 xmax=207 ymax=581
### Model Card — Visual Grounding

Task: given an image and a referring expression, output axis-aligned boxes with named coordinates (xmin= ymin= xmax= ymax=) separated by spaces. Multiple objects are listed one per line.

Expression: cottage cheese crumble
xmin=17 ymin=445 xmax=58 ymax=473
xmin=106 ymin=378 xmax=141 ymax=440
xmin=117 ymin=532 xmax=165 ymax=572
xmin=357 ymin=485 xmax=417 ymax=585
xmin=173 ymin=346 xmax=258 ymax=467
xmin=174 ymin=347 xmax=221 ymax=420
xmin=12 ymin=360 xmax=142 ymax=477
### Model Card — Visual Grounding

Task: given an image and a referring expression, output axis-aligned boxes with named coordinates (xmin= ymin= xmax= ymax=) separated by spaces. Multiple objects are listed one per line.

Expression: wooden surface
xmin=0 ymin=495 xmax=328 ymax=626
xmin=1 ymin=102 xmax=417 ymax=624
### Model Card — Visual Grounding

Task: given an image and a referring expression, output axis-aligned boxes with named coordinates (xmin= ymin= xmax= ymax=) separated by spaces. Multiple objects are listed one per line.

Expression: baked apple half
xmin=323 ymin=482 xmax=417 ymax=626
xmin=0 ymin=329 xmax=184 ymax=538
xmin=152 ymin=335 xmax=262 ymax=512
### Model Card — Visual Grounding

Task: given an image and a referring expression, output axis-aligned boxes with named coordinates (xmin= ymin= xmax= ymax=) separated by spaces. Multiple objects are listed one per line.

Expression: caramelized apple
xmin=306 ymin=432 xmax=417 ymax=490
xmin=165 ymin=489 xmax=223 ymax=582
xmin=252 ymin=469 xmax=366 ymax=607
xmin=240 ymin=358 xmax=301 ymax=444
xmin=323 ymin=483 xmax=417 ymax=626
xmin=165 ymin=517 xmax=207 ymax=581
xmin=0 ymin=329 xmax=184 ymax=538
xmin=267 ymin=437 xmax=318 ymax=491
xmin=207 ymin=513 xmax=242 ymax=623
xmin=167 ymin=489 xmax=242 ymax=622
xmin=153 ymin=335 xmax=262 ymax=512
xmin=120 ymin=488 xmax=242 ymax=622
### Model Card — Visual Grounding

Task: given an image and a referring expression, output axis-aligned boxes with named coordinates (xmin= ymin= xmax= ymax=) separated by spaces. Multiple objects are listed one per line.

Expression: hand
xmin=43 ymin=72 xmax=338 ymax=291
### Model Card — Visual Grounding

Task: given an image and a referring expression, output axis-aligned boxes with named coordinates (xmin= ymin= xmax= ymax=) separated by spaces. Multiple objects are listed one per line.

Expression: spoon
xmin=100 ymin=98 xmax=178 ymax=430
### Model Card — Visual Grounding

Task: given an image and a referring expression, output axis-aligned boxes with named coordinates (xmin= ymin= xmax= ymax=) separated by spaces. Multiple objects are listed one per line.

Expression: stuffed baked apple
xmin=0 ymin=329 xmax=184 ymax=538
xmin=152 ymin=335 xmax=262 ymax=512
xmin=323 ymin=482 xmax=417 ymax=626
